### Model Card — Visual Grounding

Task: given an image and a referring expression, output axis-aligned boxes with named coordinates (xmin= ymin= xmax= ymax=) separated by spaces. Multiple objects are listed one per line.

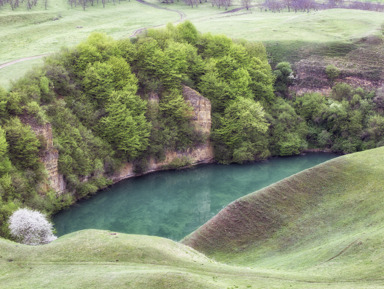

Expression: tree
xmin=294 ymin=92 xmax=327 ymax=121
xmin=213 ymin=97 xmax=270 ymax=163
xmin=0 ymin=126 xmax=11 ymax=176
xmin=82 ymin=61 xmax=114 ymax=107
xmin=269 ymin=98 xmax=308 ymax=156
xmin=176 ymin=21 xmax=199 ymax=45
xmin=72 ymin=33 xmax=119 ymax=75
xmin=242 ymin=0 xmax=252 ymax=10
xmin=0 ymin=86 xmax=8 ymax=118
xmin=325 ymin=65 xmax=340 ymax=85
xmin=157 ymin=89 xmax=200 ymax=151
xmin=247 ymin=57 xmax=275 ymax=104
xmin=365 ymin=115 xmax=384 ymax=145
xmin=184 ymin=0 xmax=199 ymax=7
xmin=5 ymin=118 xmax=40 ymax=170
xmin=8 ymin=208 xmax=57 ymax=245
xmin=100 ymin=90 xmax=151 ymax=160
xmin=273 ymin=62 xmax=294 ymax=97
xmin=331 ymin=82 xmax=353 ymax=101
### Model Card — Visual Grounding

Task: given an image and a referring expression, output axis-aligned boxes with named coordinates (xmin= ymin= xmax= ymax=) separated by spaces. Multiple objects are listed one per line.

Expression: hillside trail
xmin=0 ymin=0 xmax=249 ymax=70
xmin=129 ymin=0 xmax=186 ymax=37
xmin=0 ymin=54 xmax=50 ymax=70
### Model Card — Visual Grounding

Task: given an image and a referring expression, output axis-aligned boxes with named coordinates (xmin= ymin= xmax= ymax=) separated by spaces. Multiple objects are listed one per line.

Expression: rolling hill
xmin=2 ymin=148 xmax=384 ymax=288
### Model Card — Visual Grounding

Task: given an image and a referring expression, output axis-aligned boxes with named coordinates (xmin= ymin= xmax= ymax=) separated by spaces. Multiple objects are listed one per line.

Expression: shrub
xmin=325 ymin=65 xmax=340 ymax=84
xmin=8 ymin=208 xmax=57 ymax=245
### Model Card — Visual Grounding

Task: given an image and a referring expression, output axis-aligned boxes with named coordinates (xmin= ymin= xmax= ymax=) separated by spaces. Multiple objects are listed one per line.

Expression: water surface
xmin=54 ymin=153 xmax=337 ymax=240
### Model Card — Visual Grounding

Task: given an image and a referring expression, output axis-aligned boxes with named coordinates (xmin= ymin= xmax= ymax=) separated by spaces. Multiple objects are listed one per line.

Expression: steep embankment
xmin=32 ymin=86 xmax=213 ymax=193
xmin=111 ymin=86 xmax=213 ymax=183
xmin=182 ymin=147 xmax=384 ymax=282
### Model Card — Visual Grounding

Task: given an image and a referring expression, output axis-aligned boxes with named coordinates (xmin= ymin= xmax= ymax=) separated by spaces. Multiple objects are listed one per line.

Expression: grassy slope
xmin=1 ymin=0 xmax=384 ymax=88
xmin=2 ymin=149 xmax=384 ymax=288
xmin=193 ymin=8 xmax=384 ymax=43
xmin=182 ymin=147 xmax=384 ymax=284
xmin=0 ymin=230 xmax=382 ymax=289
xmin=0 ymin=1 xmax=178 ymax=63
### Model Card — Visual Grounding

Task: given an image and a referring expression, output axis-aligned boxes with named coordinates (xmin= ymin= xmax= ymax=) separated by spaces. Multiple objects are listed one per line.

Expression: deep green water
xmin=54 ymin=153 xmax=337 ymax=240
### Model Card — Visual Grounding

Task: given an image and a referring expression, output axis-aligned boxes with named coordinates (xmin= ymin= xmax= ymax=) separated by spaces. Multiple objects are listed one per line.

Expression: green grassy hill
xmin=2 ymin=148 xmax=384 ymax=288
xmin=182 ymin=147 xmax=384 ymax=283
xmin=1 ymin=0 xmax=384 ymax=88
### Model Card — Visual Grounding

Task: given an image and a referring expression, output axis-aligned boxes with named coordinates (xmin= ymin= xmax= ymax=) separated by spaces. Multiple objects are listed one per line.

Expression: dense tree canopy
xmin=0 ymin=21 xmax=382 ymax=240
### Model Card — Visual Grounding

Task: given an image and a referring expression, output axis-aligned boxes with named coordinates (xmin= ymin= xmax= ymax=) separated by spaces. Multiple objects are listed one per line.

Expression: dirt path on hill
xmin=129 ymin=0 xmax=186 ymax=37
xmin=0 ymin=1 xmax=249 ymax=70
xmin=0 ymin=0 xmax=185 ymax=70
xmin=0 ymin=54 xmax=50 ymax=70
xmin=136 ymin=0 xmax=186 ymax=22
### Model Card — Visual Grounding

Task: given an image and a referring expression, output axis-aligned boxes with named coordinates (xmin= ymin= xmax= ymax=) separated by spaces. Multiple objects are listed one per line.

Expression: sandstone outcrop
xmin=31 ymin=86 xmax=213 ymax=193
xmin=112 ymin=86 xmax=214 ymax=182
xmin=22 ymin=117 xmax=66 ymax=195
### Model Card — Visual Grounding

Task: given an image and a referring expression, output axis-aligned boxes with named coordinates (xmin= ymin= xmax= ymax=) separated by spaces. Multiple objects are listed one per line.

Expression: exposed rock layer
xmin=32 ymin=86 xmax=213 ymax=194
xmin=112 ymin=86 xmax=214 ymax=182
xmin=21 ymin=117 xmax=66 ymax=195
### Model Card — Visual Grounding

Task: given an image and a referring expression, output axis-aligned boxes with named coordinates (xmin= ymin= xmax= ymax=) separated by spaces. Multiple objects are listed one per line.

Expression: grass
xmin=1 ymin=0 xmax=384 ymax=87
xmin=182 ymin=147 xmax=384 ymax=284
xmin=3 ymin=148 xmax=384 ymax=287
xmin=193 ymin=9 xmax=384 ymax=43
xmin=0 ymin=1 xmax=179 ymax=63
xmin=0 ymin=58 xmax=44 ymax=90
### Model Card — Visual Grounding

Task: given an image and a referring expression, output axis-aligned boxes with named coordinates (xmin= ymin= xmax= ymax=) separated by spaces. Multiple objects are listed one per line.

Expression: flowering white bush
xmin=8 ymin=208 xmax=57 ymax=245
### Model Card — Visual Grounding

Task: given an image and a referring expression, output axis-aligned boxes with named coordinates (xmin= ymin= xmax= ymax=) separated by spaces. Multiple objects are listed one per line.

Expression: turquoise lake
xmin=53 ymin=153 xmax=337 ymax=240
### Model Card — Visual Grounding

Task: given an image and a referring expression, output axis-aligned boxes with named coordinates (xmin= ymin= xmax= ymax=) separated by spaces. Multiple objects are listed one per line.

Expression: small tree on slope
xmin=8 ymin=208 xmax=57 ymax=245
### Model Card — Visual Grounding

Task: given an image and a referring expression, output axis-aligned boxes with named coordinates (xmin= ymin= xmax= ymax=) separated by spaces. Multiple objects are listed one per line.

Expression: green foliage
xmin=294 ymin=85 xmax=378 ymax=152
xmin=197 ymin=33 xmax=232 ymax=59
xmin=163 ymin=156 xmax=192 ymax=170
xmin=154 ymin=89 xmax=203 ymax=152
xmin=5 ymin=118 xmax=40 ymax=170
xmin=176 ymin=21 xmax=198 ymax=45
xmin=100 ymin=90 xmax=151 ymax=160
xmin=213 ymin=97 xmax=270 ymax=163
xmin=4 ymin=22 xmax=382 ymax=242
xmin=331 ymin=82 xmax=353 ymax=101
xmin=72 ymin=33 xmax=119 ymax=75
xmin=325 ymin=64 xmax=340 ymax=83
xmin=0 ymin=127 xmax=11 ymax=175
xmin=294 ymin=93 xmax=327 ymax=121
xmin=269 ymin=98 xmax=308 ymax=156
xmin=273 ymin=62 xmax=293 ymax=96
xmin=247 ymin=57 xmax=275 ymax=104
xmin=365 ymin=114 xmax=384 ymax=144
xmin=82 ymin=61 xmax=115 ymax=107
xmin=0 ymin=87 xmax=8 ymax=119
xmin=46 ymin=100 xmax=113 ymax=178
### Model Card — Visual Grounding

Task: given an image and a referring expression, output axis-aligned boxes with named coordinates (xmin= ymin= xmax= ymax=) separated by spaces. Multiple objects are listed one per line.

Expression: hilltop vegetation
xmin=1 ymin=20 xmax=384 ymax=240
xmin=0 ymin=22 xmax=276 ymax=238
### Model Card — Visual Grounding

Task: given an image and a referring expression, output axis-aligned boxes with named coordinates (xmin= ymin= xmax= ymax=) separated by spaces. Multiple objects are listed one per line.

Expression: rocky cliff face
xmin=32 ymin=86 xmax=213 ymax=192
xmin=112 ymin=86 xmax=214 ymax=182
xmin=22 ymin=117 xmax=66 ymax=195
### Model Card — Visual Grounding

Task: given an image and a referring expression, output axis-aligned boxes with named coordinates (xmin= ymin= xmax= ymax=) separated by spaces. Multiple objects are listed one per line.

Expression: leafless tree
xmin=184 ymin=0 xmax=198 ymax=7
xmin=242 ymin=0 xmax=251 ymax=10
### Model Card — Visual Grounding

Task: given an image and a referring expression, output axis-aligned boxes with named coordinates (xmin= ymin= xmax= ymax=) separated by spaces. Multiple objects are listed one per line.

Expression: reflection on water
xmin=54 ymin=153 xmax=337 ymax=240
